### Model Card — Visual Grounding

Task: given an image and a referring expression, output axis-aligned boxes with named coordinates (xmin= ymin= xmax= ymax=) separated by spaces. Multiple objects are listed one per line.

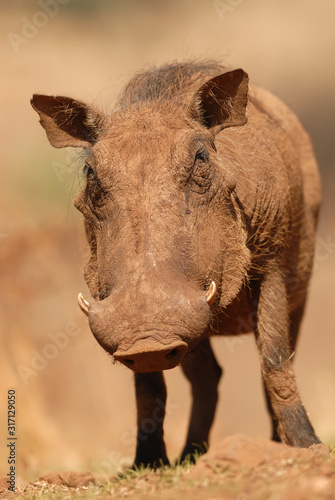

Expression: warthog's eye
xmin=84 ymin=163 xmax=96 ymax=180
xmin=83 ymin=162 xmax=106 ymax=213
xmin=189 ymin=147 xmax=213 ymax=194
xmin=195 ymin=148 xmax=209 ymax=162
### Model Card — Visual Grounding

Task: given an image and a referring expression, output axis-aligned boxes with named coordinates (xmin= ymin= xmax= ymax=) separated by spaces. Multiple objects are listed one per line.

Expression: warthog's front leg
xmin=180 ymin=338 xmax=222 ymax=461
xmin=134 ymin=372 xmax=169 ymax=468
xmin=253 ymin=267 xmax=320 ymax=447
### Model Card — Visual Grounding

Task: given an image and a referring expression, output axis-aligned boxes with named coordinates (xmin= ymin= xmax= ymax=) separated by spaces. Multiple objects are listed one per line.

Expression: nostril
xmin=165 ymin=348 xmax=179 ymax=360
xmin=124 ymin=359 xmax=135 ymax=367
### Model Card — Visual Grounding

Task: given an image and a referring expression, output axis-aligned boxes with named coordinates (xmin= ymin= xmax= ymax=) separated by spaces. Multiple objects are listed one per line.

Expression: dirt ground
xmin=1 ymin=435 xmax=335 ymax=499
xmin=1 ymin=1 xmax=335 ymax=498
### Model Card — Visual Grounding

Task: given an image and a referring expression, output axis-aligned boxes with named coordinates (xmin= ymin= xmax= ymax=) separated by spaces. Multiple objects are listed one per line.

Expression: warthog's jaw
xmin=77 ymin=281 xmax=217 ymax=317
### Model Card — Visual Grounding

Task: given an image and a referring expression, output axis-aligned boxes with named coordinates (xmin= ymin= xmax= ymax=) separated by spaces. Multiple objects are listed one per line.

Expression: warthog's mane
xmin=117 ymin=60 xmax=226 ymax=109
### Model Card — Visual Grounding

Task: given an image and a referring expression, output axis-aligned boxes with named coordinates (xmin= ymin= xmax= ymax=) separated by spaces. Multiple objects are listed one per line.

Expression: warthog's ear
xmin=31 ymin=95 xmax=104 ymax=148
xmin=190 ymin=69 xmax=249 ymax=133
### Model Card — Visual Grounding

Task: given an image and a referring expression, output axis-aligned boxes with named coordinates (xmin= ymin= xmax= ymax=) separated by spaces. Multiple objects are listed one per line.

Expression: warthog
xmin=31 ymin=61 xmax=321 ymax=467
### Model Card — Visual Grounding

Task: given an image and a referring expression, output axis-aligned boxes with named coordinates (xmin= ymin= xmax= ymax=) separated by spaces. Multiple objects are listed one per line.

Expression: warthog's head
xmin=31 ymin=64 xmax=251 ymax=372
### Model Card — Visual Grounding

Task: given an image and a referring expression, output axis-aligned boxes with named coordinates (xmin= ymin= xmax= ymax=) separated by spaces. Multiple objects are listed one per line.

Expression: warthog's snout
xmin=113 ymin=339 xmax=188 ymax=372
xmin=77 ymin=281 xmax=217 ymax=372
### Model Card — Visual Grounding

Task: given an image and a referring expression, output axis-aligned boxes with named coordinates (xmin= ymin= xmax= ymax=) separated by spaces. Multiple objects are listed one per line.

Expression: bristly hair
xmin=117 ymin=60 xmax=226 ymax=109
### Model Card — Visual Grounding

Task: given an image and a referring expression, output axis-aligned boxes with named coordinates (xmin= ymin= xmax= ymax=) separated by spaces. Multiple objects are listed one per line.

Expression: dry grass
xmin=5 ymin=448 xmax=335 ymax=500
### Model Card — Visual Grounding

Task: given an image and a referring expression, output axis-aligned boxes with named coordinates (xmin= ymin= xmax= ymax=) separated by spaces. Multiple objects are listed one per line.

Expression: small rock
xmin=39 ymin=471 xmax=96 ymax=488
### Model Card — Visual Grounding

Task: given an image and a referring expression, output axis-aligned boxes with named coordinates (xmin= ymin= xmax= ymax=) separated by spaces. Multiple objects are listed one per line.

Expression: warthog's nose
xmin=113 ymin=340 xmax=188 ymax=372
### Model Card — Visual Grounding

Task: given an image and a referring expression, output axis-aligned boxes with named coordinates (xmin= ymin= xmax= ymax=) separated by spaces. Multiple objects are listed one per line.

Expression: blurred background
xmin=1 ymin=0 xmax=334 ymax=481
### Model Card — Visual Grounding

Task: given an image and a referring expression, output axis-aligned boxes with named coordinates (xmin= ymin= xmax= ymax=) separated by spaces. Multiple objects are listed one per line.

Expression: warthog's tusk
xmin=78 ymin=293 xmax=89 ymax=316
xmin=206 ymin=281 xmax=217 ymax=306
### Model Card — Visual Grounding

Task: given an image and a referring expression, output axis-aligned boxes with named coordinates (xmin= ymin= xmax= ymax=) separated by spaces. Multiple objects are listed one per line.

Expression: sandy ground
xmin=0 ymin=1 xmax=335 ymax=496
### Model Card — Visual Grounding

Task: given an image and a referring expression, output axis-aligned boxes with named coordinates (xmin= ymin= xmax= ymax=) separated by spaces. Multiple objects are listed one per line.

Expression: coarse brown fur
xmin=31 ymin=61 xmax=321 ymax=467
